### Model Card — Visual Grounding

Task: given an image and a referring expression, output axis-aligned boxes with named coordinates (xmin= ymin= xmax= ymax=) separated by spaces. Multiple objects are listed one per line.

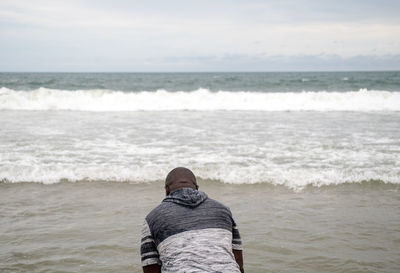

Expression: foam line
xmin=1 ymin=87 xmax=399 ymax=111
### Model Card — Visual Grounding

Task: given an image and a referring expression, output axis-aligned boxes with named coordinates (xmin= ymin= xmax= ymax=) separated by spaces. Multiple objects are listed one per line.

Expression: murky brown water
xmin=1 ymin=181 xmax=399 ymax=273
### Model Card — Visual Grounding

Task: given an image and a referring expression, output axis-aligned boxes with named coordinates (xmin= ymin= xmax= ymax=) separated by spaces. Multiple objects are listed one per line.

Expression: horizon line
xmin=1 ymin=69 xmax=399 ymax=73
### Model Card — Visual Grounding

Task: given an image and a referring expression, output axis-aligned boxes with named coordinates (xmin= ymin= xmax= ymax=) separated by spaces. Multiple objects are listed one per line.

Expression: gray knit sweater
xmin=140 ymin=188 xmax=242 ymax=273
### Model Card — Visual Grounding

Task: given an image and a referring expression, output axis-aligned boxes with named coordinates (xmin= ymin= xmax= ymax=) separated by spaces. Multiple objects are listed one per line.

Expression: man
xmin=140 ymin=167 xmax=244 ymax=273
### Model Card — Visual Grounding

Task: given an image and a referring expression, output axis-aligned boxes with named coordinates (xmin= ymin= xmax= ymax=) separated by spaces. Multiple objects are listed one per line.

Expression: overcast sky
xmin=1 ymin=0 xmax=400 ymax=72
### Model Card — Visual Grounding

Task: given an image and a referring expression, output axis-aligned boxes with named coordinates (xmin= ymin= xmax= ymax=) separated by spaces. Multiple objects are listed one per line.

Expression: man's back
xmin=141 ymin=187 xmax=242 ymax=273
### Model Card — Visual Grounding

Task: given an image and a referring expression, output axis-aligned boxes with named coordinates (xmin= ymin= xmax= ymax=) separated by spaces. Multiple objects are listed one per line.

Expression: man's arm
xmin=141 ymin=221 xmax=162 ymax=272
xmin=233 ymin=249 xmax=244 ymax=273
xmin=143 ymin=264 xmax=161 ymax=273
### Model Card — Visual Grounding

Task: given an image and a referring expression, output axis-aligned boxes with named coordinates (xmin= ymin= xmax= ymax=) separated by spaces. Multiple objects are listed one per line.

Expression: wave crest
xmin=1 ymin=165 xmax=399 ymax=191
xmin=1 ymin=87 xmax=399 ymax=111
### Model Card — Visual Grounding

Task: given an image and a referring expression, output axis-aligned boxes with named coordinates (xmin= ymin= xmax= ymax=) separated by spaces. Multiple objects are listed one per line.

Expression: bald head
xmin=165 ymin=167 xmax=198 ymax=195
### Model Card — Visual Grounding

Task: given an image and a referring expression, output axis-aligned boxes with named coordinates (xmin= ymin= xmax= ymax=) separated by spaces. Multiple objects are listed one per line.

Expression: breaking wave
xmin=1 ymin=87 xmax=399 ymax=111
xmin=1 ymin=165 xmax=399 ymax=191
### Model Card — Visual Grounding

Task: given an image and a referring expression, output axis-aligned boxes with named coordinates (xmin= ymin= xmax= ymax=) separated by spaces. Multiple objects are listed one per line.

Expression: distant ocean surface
xmin=1 ymin=72 xmax=399 ymax=272
xmin=1 ymin=71 xmax=400 ymax=112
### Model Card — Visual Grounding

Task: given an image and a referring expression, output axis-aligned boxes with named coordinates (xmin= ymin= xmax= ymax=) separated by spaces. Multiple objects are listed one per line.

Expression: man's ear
xmin=165 ymin=185 xmax=170 ymax=196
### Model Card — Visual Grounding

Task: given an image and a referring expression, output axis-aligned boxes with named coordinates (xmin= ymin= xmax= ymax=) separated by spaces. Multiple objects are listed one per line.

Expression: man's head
xmin=165 ymin=167 xmax=198 ymax=195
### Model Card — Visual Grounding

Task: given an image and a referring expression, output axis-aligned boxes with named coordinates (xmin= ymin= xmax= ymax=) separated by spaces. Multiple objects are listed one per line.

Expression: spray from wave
xmin=1 ymin=87 xmax=399 ymax=111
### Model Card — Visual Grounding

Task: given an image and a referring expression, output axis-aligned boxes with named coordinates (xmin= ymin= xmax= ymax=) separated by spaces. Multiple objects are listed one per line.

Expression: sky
xmin=1 ymin=0 xmax=400 ymax=72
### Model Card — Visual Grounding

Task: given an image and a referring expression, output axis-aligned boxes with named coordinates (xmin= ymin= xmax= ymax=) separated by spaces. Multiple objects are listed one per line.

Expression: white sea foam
xmin=2 ymin=166 xmax=400 ymax=190
xmin=1 ymin=87 xmax=399 ymax=111
xmin=1 ymin=95 xmax=399 ymax=190
xmin=1 ymin=164 xmax=398 ymax=190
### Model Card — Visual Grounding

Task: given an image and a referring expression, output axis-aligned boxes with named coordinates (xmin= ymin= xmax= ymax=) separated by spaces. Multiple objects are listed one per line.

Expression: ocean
xmin=1 ymin=72 xmax=399 ymax=272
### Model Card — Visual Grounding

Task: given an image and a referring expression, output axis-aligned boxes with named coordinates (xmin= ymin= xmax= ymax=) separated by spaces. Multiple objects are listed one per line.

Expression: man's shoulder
xmin=145 ymin=202 xmax=170 ymax=222
xmin=202 ymin=197 xmax=232 ymax=214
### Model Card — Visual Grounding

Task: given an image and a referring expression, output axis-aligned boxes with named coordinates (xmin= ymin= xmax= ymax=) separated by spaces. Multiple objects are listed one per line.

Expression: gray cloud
xmin=0 ymin=0 xmax=399 ymax=72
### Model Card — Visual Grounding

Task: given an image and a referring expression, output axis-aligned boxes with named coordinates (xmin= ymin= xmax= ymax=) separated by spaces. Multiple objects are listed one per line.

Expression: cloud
xmin=0 ymin=0 xmax=399 ymax=71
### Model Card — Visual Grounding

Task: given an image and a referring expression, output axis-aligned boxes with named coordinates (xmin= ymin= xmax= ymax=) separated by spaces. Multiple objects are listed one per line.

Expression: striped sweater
xmin=141 ymin=187 xmax=242 ymax=273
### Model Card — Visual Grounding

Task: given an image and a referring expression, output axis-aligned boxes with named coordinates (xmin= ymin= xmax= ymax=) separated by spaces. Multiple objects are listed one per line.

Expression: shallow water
xmin=1 ymin=181 xmax=399 ymax=273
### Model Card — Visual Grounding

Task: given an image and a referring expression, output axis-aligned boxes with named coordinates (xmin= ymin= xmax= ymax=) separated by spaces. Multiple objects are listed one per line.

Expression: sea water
xmin=0 ymin=72 xmax=399 ymax=272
